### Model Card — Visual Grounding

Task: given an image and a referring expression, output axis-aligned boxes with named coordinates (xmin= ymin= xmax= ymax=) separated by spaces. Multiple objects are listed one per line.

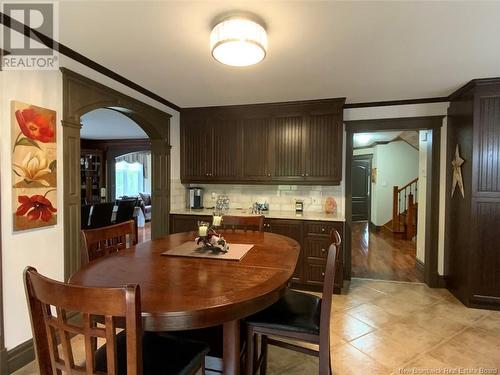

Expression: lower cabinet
xmin=170 ymin=214 xmax=345 ymax=293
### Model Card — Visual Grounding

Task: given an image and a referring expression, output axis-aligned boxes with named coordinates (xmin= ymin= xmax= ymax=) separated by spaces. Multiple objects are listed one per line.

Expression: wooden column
xmin=62 ymin=119 xmax=83 ymax=280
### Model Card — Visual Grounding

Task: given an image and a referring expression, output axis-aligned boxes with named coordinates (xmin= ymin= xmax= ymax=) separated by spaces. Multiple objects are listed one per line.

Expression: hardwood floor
xmin=138 ymin=221 xmax=151 ymax=243
xmin=351 ymin=221 xmax=423 ymax=282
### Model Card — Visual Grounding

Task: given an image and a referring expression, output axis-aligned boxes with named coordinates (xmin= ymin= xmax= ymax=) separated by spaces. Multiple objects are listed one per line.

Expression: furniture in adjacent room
xmin=81 ymin=204 xmax=92 ymax=229
xmin=24 ymin=266 xmax=209 ymax=375
xmin=181 ymin=98 xmax=346 ymax=185
xmin=69 ymin=230 xmax=299 ymax=375
xmin=81 ymin=220 xmax=137 ymax=264
xmin=88 ymin=202 xmax=114 ymax=229
xmin=80 ymin=149 xmax=104 ymax=204
xmin=115 ymin=197 xmax=139 ymax=223
xmin=245 ymin=230 xmax=340 ymax=375
xmin=139 ymin=192 xmax=152 ymax=221
xmin=170 ymin=213 xmax=345 ymax=293
xmin=221 ymin=215 xmax=265 ymax=231
xmin=446 ymin=78 xmax=500 ymax=310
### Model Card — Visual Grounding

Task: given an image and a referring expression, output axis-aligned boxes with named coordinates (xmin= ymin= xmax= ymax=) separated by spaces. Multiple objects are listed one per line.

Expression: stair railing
xmin=392 ymin=177 xmax=419 ymax=235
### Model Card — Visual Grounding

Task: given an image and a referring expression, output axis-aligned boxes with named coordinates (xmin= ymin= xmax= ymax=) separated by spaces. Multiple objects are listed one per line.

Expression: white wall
xmin=353 ymin=147 xmax=373 ymax=156
xmin=370 ymin=141 xmax=419 ymax=226
xmin=344 ymin=102 xmax=449 ymax=275
xmin=0 ymin=70 xmax=64 ymax=349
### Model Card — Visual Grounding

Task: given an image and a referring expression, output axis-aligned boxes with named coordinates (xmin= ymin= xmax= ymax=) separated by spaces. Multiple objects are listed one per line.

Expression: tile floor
xmin=14 ymin=278 xmax=500 ymax=375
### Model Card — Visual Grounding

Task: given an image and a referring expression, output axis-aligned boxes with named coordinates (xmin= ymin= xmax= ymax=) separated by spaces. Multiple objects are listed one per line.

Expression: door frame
xmin=0 ymin=162 xmax=6 ymax=372
xmin=345 ymin=116 xmax=444 ymax=287
xmin=61 ymin=69 xmax=172 ymax=280
xmin=351 ymin=154 xmax=373 ymax=223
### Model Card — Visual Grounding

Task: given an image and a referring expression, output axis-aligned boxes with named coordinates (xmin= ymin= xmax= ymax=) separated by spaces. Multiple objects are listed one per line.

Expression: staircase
xmin=385 ymin=178 xmax=418 ymax=240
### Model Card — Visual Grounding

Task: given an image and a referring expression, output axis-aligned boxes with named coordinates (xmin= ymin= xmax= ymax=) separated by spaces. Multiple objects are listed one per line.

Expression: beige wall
xmin=1 ymin=70 xmax=64 ymax=349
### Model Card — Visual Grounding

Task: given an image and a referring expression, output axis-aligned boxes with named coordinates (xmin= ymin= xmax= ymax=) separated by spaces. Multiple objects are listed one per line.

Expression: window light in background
xmin=210 ymin=17 xmax=268 ymax=67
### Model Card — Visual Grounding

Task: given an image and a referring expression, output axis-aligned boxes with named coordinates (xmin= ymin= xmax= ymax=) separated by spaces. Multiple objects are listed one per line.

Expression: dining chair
xmin=24 ymin=266 xmax=209 ymax=375
xmin=81 ymin=220 xmax=137 ymax=264
xmin=115 ymin=198 xmax=138 ymax=224
xmin=221 ymin=215 xmax=265 ymax=232
xmin=245 ymin=230 xmax=341 ymax=375
xmin=81 ymin=204 xmax=92 ymax=229
xmin=89 ymin=202 xmax=114 ymax=229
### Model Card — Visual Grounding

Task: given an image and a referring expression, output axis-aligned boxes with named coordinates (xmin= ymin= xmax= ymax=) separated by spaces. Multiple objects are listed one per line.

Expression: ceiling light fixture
xmin=210 ymin=17 xmax=268 ymax=67
xmin=355 ymin=134 xmax=371 ymax=144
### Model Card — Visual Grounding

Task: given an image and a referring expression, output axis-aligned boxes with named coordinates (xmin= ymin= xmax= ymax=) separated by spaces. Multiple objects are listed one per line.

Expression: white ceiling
xmin=353 ymin=131 xmax=412 ymax=149
xmin=81 ymin=108 xmax=148 ymax=139
xmin=58 ymin=1 xmax=500 ymax=108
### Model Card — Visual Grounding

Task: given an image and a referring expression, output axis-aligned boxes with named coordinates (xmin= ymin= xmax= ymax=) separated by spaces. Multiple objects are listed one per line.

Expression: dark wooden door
xmin=181 ymin=118 xmax=213 ymax=180
xmin=352 ymin=155 xmax=372 ymax=221
xmin=212 ymin=118 xmax=240 ymax=180
xmin=264 ymin=219 xmax=303 ymax=282
xmin=241 ymin=117 xmax=272 ymax=181
xmin=305 ymin=113 xmax=343 ymax=183
xmin=271 ymin=115 xmax=305 ymax=181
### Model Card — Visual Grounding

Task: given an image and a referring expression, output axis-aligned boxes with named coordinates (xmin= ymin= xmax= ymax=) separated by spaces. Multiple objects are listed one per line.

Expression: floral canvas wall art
xmin=11 ymin=101 xmax=57 ymax=231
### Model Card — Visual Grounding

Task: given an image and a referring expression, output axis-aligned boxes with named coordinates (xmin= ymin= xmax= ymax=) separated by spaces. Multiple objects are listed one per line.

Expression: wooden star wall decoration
xmin=451 ymin=144 xmax=465 ymax=198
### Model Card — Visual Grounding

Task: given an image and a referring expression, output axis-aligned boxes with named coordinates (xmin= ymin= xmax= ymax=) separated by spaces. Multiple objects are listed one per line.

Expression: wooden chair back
xmin=24 ymin=266 xmax=142 ymax=375
xmin=318 ymin=230 xmax=341 ymax=374
xmin=89 ymin=202 xmax=114 ymax=229
xmin=81 ymin=220 xmax=137 ymax=264
xmin=221 ymin=215 xmax=265 ymax=232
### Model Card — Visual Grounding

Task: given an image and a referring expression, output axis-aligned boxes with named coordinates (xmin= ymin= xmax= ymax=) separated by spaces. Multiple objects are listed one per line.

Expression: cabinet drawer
xmin=304 ymin=236 xmax=331 ymax=259
xmin=304 ymin=261 xmax=327 ymax=284
xmin=305 ymin=221 xmax=343 ymax=236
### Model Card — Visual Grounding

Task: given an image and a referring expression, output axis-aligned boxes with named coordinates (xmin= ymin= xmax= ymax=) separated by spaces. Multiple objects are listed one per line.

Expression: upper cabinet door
xmin=271 ymin=115 xmax=306 ymax=181
xmin=241 ymin=117 xmax=272 ymax=181
xmin=305 ymin=113 xmax=343 ymax=183
xmin=181 ymin=117 xmax=213 ymax=180
xmin=212 ymin=118 xmax=240 ymax=180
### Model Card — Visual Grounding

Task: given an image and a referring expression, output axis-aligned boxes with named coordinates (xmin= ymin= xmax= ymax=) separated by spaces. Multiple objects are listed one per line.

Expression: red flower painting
xmin=15 ymin=108 xmax=55 ymax=143
xmin=16 ymin=194 xmax=57 ymax=222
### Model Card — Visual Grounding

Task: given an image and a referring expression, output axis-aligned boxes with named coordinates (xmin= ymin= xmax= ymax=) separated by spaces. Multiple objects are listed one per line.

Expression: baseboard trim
xmin=0 ymin=347 xmax=8 ymax=375
xmin=437 ymin=275 xmax=447 ymax=288
xmin=7 ymin=339 xmax=34 ymax=374
xmin=415 ymin=258 xmax=425 ymax=274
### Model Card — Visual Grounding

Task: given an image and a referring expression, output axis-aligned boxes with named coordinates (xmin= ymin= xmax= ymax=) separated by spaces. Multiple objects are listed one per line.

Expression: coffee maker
xmin=188 ymin=187 xmax=204 ymax=209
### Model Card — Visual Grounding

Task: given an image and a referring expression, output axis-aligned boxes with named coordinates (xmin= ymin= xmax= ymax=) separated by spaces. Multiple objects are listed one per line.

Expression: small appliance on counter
xmin=295 ymin=200 xmax=304 ymax=213
xmin=188 ymin=187 xmax=204 ymax=209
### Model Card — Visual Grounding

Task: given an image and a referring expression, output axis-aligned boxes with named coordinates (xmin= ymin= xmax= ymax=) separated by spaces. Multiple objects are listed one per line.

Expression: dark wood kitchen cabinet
xmin=180 ymin=98 xmax=345 ymax=185
xmin=170 ymin=214 xmax=345 ymax=293
xmin=446 ymin=78 xmax=500 ymax=310
xmin=263 ymin=219 xmax=304 ymax=282
xmin=181 ymin=113 xmax=240 ymax=182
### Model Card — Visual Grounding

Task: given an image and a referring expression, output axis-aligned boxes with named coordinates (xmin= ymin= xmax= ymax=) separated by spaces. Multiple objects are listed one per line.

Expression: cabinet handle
xmin=321 ymin=272 xmax=325 ymax=277
xmin=301 ymin=173 xmax=305 ymax=177
xmin=305 ymin=173 xmax=309 ymax=177
xmin=321 ymin=228 xmax=325 ymax=232
xmin=321 ymin=248 xmax=326 ymax=253
xmin=268 ymin=173 xmax=271 ymax=177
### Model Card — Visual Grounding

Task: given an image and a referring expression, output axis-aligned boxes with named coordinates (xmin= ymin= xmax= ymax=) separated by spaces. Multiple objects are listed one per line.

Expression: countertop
xmin=170 ymin=208 xmax=345 ymax=222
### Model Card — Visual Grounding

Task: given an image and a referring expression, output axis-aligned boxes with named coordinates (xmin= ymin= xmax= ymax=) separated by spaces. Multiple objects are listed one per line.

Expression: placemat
xmin=161 ymin=241 xmax=254 ymax=261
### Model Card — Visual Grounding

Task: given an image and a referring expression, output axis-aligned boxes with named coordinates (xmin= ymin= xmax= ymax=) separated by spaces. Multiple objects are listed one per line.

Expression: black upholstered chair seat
xmin=95 ymin=331 xmax=209 ymax=375
xmin=246 ymin=289 xmax=322 ymax=335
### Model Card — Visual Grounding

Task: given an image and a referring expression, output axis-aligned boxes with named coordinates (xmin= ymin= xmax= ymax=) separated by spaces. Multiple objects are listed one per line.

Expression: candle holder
xmin=196 ymin=220 xmax=228 ymax=253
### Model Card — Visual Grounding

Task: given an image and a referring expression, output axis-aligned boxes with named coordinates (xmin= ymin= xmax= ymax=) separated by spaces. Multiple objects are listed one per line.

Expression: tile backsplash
xmin=170 ymin=179 xmax=344 ymax=215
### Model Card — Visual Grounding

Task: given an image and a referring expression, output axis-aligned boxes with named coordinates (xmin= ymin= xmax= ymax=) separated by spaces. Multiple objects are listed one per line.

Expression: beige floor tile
xmin=430 ymin=301 xmax=490 ymax=325
xmin=429 ymin=327 xmax=500 ymax=368
xmin=379 ymin=321 xmax=444 ymax=353
xmin=399 ymin=306 xmax=467 ymax=338
xmin=330 ymin=312 xmax=377 ymax=342
xmin=346 ymin=303 xmax=400 ymax=329
xmin=472 ymin=312 xmax=500 ymax=335
xmin=331 ymin=343 xmax=390 ymax=375
xmin=331 ymin=293 xmax=365 ymax=312
xmin=396 ymin=353 xmax=455 ymax=375
xmin=349 ymin=330 xmax=420 ymax=369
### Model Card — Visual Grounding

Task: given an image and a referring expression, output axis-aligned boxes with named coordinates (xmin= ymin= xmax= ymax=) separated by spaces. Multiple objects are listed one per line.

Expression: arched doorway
xmin=61 ymin=69 xmax=171 ymax=280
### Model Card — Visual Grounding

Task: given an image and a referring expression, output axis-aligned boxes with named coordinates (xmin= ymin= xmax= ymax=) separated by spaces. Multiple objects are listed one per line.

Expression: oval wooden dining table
xmin=69 ymin=230 xmax=300 ymax=375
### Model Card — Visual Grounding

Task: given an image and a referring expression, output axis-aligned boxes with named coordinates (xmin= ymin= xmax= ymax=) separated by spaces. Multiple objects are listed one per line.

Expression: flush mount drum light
xmin=210 ymin=17 xmax=268 ymax=67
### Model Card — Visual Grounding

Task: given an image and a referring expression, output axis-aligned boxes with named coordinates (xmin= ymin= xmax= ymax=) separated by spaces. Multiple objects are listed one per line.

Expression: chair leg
xmin=246 ymin=326 xmax=255 ymax=375
xmin=319 ymin=346 xmax=330 ymax=375
xmin=260 ymin=335 xmax=268 ymax=375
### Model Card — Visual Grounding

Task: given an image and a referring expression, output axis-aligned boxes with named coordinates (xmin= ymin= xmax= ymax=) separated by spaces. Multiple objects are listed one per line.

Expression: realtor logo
xmin=2 ymin=1 xmax=59 ymax=70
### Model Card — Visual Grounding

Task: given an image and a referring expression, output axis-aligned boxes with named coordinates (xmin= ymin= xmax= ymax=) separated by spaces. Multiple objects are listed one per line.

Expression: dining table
xmin=69 ymin=230 xmax=300 ymax=375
